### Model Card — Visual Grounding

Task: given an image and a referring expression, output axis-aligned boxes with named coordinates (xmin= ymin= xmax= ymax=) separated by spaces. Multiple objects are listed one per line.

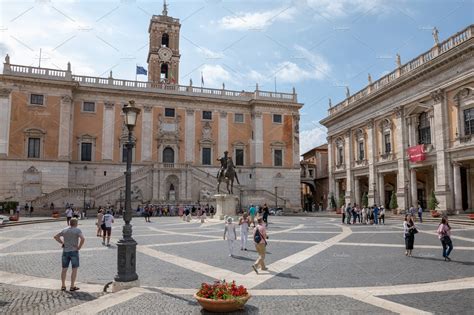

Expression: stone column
xmin=292 ymin=114 xmax=300 ymax=167
xmin=354 ymin=177 xmax=361 ymax=206
xmin=0 ymin=88 xmax=12 ymax=157
xmin=344 ymin=131 xmax=353 ymax=205
xmin=431 ymin=89 xmax=452 ymax=213
xmin=141 ymin=105 xmax=153 ymax=162
xmin=453 ymin=162 xmax=462 ymax=211
xmin=335 ymin=180 xmax=340 ymax=205
xmin=367 ymin=120 xmax=377 ymax=206
xmin=410 ymin=168 xmax=418 ymax=207
xmin=218 ymin=111 xmax=228 ymax=155
xmin=252 ymin=111 xmax=263 ymax=165
xmin=327 ymin=136 xmax=335 ymax=209
xmin=378 ymin=173 xmax=385 ymax=207
xmin=101 ymin=102 xmax=115 ymax=161
xmin=394 ymin=107 xmax=407 ymax=209
xmin=185 ymin=109 xmax=195 ymax=163
xmin=58 ymin=95 xmax=73 ymax=159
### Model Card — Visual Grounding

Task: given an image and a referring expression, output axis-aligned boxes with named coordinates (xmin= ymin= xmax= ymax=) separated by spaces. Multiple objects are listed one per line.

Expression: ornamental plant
xmin=197 ymin=280 xmax=248 ymax=300
xmin=362 ymin=192 xmax=369 ymax=208
xmin=389 ymin=191 xmax=398 ymax=210
xmin=428 ymin=190 xmax=439 ymax=211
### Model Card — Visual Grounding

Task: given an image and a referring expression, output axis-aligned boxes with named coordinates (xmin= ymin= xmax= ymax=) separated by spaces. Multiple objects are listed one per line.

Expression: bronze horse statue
xmin=217 ymin=157 xmax=240 ymax=194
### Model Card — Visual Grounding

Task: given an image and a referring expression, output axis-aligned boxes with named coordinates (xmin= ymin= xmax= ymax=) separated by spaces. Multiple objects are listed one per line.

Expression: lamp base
xmin=111 ymin=279 xmax=141 ymax=293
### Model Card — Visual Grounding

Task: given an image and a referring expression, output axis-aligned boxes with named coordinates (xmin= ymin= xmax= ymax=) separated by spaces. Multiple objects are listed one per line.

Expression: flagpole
xmin=274 ymin=76 xmax=277 ymax=94
xmin=135 ymin=64 xmax=138 ymax=82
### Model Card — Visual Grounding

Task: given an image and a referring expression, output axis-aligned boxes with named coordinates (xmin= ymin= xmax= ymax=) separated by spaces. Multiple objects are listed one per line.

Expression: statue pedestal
xmin=214 ymin=194 xmax=238 ymax=220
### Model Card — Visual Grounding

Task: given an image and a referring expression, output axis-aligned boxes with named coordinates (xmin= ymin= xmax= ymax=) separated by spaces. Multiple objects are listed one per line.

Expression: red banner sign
xmin=407 ymin=145 xmax=425 ymax=162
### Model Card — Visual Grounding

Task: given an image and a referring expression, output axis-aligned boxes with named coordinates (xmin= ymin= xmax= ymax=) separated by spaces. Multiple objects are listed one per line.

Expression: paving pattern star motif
xmin=0 ymin=216 xmax=473 ymax=314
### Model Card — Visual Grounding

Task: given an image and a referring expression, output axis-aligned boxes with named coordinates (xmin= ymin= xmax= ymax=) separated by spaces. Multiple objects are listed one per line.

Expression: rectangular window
xmin=202 ymin=148 xmax=211 ymax=165
xmin=384 ymin=133 xmax=391 ymax=153
xmin=274 ymin=149 xmax=283 ymax=166
xmin=30 ymin=94 xmax=44 ymax=105
xmin=28 ymin=138 xmax=40 ymax=158
xmin=464 ymin=108 xmax=474 ymax=135
xmin=165 ymin=108 xmax=175 ymax=117
xmin=273 ymin=114 xmax=282 ymax=123
xmin=202 ymin=111 xmax=212 ymax=120
xmin=358 ymin=141 xmax=365 ymax=160
xmin=81 ymin=143 xmax=92 ymax=161
xmin=82 ymin=102 xmax=95 ymax=112
xmin=234 ymin=113 xmax=244 ymax=123
xmin=235 ymin=148 xmax=244 ymax=166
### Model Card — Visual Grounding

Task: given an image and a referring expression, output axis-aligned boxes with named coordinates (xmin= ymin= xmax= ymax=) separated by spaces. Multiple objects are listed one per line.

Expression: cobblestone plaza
xmin=1 ymin=216 xmax=473 ymax=314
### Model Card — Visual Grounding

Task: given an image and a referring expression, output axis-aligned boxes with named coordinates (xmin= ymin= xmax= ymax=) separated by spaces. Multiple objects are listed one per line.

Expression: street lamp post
xmin=275 ymin=186 xmax=278 ymax=209
xmin=82 ymin=185 xmax=87 ymax=219
xmin=114 ymin=100 xmax=141 ymax=287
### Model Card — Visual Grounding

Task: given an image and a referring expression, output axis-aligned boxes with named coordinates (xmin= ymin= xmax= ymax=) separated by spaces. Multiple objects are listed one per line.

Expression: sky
xmin=1 ymin=0 xmax=473 ymax=155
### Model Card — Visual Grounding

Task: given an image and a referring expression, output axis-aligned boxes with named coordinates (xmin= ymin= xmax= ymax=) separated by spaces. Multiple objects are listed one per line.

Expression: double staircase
xmin=31 ymin=166 xmax=152 ymax=210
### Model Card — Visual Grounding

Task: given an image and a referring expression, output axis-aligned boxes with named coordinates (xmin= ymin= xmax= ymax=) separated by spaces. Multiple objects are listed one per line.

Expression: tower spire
xmin=162 ymin=0 xmax=168 ymax=16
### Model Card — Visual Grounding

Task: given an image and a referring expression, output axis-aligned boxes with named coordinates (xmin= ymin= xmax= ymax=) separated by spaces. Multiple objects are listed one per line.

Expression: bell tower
xmin=147 ymin=1 xmax=181 ymax=84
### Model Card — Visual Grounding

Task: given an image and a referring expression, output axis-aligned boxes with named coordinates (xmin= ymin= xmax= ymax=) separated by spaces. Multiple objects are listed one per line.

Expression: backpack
xmin=254 ymin=228 xmax=262 ymax=243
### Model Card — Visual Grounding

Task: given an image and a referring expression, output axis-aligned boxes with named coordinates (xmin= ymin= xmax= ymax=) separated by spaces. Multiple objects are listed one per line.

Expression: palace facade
xmin=320 ymin=25 xmax=474 ymax=213
xmin=0 ymin=7 xmax=302 ymax=211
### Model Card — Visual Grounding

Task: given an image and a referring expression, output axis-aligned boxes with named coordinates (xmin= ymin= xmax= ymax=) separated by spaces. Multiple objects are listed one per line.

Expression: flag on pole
xmin=201 ymin=71 xmax=204 ymax=86
xmin=136 ymin=66 xmax=147 ymax=75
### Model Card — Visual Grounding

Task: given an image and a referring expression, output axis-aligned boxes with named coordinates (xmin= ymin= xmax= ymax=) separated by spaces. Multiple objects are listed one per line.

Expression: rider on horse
xmin=217 ymin=151 xmax=229 ymax=180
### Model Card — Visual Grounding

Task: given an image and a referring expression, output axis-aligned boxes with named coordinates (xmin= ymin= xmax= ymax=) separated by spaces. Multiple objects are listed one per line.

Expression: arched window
xmin=163 ymin=147 xmax=174 ymax=163
xmin=418 ymin=112 xmax=431 ymax=144
xmin=160 ymin=63 xmax=168 ymax=81
xmin=161 ymin=33 xmax=169 ymax=47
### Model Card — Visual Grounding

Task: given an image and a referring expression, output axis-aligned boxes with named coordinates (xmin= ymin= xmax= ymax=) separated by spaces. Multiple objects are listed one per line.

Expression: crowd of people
xmin=340 ymin=203 xmax=386 ymax=225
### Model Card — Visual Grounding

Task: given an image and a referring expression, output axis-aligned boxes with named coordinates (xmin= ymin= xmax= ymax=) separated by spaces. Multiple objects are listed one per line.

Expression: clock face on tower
xmin=158 ymin=47 xmax=172 ymax=62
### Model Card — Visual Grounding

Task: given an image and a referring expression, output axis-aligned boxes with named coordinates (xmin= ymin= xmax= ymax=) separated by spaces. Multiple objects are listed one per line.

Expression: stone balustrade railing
xmin=328 ymin=24 xmax=473 ymax=116
xmin=3 ymin=63 xmax=297 ymax=103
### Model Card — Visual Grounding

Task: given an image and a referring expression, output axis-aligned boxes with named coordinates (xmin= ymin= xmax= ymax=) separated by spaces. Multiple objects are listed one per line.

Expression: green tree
xmin=362 ymin=192 xmax=369 ymax=208
xmin=428 ymin=191 xmax=439 ymax=210
xmin=338 ymin=194 xmax=345 ymax=208
xmin=389 ymin=191 xmax=398 ymax=210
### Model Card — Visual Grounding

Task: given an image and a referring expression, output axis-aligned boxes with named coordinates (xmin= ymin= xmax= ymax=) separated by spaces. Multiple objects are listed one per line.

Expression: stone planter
xmin=194 ymin=293 xmax=251 ymax=313
xmin=52 ymin=213 xmax=60 ymax=218
xmin=430 ymin=210 xmax=440 ymax=218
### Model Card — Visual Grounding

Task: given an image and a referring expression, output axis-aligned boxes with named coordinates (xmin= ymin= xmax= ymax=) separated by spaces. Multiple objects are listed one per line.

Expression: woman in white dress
xmin=223 ymin=217 xmax=237 ymax=257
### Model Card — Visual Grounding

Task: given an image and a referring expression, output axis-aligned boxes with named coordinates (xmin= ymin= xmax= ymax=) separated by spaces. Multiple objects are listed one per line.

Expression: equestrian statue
xmin=216 ymin=151 xmax=240 ymax=194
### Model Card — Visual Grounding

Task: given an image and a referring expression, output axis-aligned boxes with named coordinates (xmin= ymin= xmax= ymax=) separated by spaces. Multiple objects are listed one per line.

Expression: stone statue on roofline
xmin=432 ymin=27 xmax=439 ymax=45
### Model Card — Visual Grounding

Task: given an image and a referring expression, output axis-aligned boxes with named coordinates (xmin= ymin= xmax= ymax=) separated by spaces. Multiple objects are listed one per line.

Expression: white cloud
xmin=219 ymin=6 xmax=297 ymax=30
xmin=271 ymin=45 xmax=331 ymax=83
xmin=299 ymin=124 xmax=327 ymax=155
xmin=195 ymin=47 xmax=224 ymax=59
xmin=307 ymin=0 xmax=384 ymax=19
xmin=201 ymin=64 xmax=232 ymax=88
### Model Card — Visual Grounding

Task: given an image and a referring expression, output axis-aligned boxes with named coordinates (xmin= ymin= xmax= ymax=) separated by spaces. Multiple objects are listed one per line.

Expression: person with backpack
xmin=101 ymin=210 xmax=114 ymax=247
xmin=252 ymin=217 xmax=268 ymax=274
xmin=437 ymin=216 xmax=453 ymax=261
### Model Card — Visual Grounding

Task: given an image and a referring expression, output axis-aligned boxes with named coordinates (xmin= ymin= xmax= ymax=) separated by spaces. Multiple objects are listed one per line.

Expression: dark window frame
xmin=234 ymin=113 xmax=244 ymax=123
xmin=81 ymin=142 xmax=92 ymax=161
xmin=163 ymin=147 xmax=175 ymax=163
xmin=30 ymin=94 xmax=44 ymax=105
xmin=82 ymin=101 xmax=95 ymax=113
xmin=27 ymin=137 xmax=40 ymax=158
xmin=273 ymin=114 xmax=282 ymax=124
xmin=464 ymin=108 xmax=474 ymax=136
xmin=202 ymin=147 xmax=212 ymax=165
xmin=202 ymin=111 xmax=212 ymax=120
xmin=274 ymin=149 xmax=283 ymax=167
xmin=384 ymin=133 xmax=391 ymax=154
xmin=165 ymin=108 xmax=175 ymax=117
xmin=418 ymin=112 xmax=431 ymax=144
xmin=235 ymin=148 xmax=244 ymax=166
